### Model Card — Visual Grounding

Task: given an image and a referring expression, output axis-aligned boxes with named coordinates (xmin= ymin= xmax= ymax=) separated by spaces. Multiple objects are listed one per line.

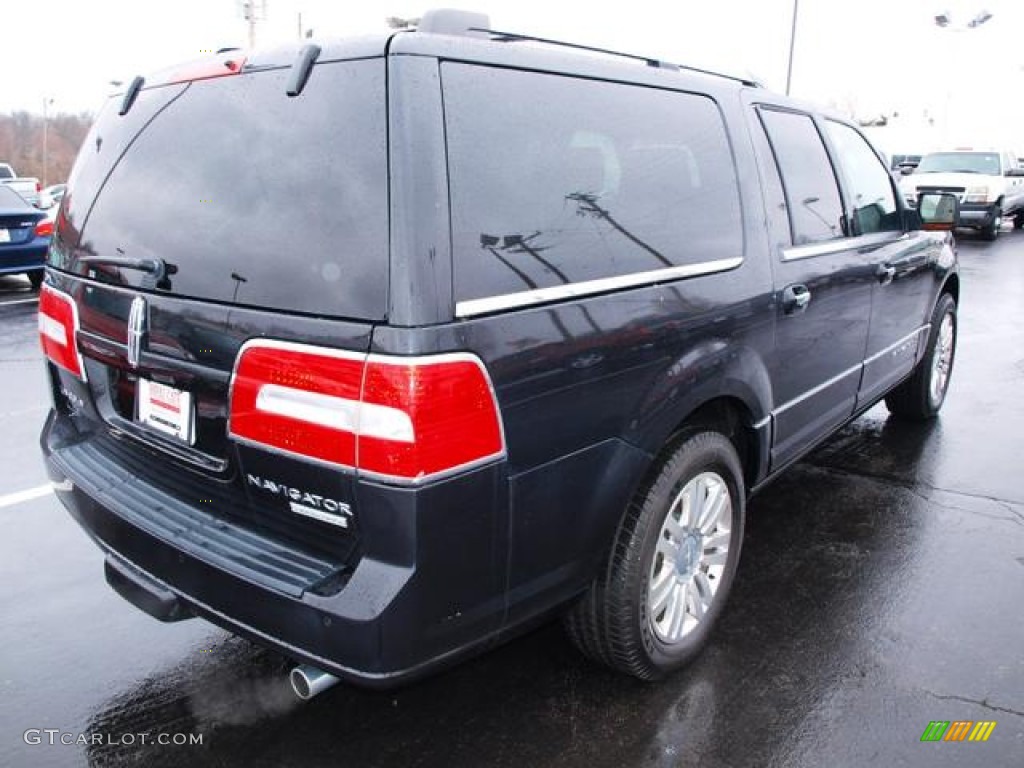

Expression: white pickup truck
xmin=0 ymin=163 xmax=41 ymax=208
xmin=899 ymin=149 xmax=1024 ymax=240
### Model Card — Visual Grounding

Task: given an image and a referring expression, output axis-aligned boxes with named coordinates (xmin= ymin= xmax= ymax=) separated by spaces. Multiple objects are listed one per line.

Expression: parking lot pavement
xmin=0 ymin=281 xmax=51 ymax=498
xmin=1 ymin=233 xmax=1022 ymax=768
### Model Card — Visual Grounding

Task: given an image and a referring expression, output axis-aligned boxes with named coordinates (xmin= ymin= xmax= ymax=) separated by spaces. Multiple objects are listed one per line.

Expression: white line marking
xmin=0 ymin=484 xmax=53 ymax=509
xmin=0 ymin=298 xmax=39 ymax=307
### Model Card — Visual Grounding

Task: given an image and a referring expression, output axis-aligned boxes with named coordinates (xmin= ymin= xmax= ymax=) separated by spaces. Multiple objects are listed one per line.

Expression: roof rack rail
xmin=475 ymin=28 xmax=680 ymax=72
xmin=476 ymin=28 xmax=761 ymax=85
xmin=412 ymin=9 xmax=761 ymax=87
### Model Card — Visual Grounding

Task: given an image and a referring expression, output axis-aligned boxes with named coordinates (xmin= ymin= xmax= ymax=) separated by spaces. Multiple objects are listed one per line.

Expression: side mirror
xmin=918 ymin=192 xmax=958 ymax=231
xmin=898 ymin=164 xmax=915 ymax=175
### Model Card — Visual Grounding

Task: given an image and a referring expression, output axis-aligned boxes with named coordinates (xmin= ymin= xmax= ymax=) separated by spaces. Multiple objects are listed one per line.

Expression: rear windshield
xmin=58 ymin=58 xmax=388 ymax=320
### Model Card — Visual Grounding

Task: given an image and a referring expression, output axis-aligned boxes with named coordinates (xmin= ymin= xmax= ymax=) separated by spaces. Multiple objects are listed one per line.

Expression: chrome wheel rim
xmin=929 ymin=312 xmax=955 ymax=405
xmin=647 ymin=472 xmax=732 ymax=644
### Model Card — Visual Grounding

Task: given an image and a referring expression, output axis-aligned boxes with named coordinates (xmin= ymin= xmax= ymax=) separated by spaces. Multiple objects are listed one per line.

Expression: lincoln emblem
xmin=127 ymin=296 xmax=148 ymax=368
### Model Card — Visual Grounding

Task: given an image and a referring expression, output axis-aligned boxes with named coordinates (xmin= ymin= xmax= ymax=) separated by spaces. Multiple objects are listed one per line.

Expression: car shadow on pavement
xmin=83 ymin=415 xmax=944 ymax=768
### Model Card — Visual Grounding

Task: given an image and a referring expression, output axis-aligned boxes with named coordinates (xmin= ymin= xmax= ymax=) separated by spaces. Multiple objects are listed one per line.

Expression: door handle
xmin=877 ymin=264 xmax=896 ymax=285
xmin=782 ymin=284 xmax=811 ymax=314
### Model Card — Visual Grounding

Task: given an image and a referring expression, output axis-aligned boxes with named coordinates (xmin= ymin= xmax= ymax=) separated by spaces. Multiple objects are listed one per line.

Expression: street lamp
xmin=933 ymin=10 xmax=993 ymax=144
xmin=785 ymin=0 xmax=799 ymax=96
xmin=41 ymin=97 xmax=54 ymax=187
xmin=967 ymin=11 xmax=992 ymax=28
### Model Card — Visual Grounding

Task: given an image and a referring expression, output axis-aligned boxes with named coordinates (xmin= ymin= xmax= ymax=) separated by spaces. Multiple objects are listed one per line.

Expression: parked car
xmin=890 ymin=153 xmax=923 ymax=175
xmin=0 ymin=184 xmax=50 ymax=289
xmin=39 ymin=9 xmax=960 ymax=696
xmin=899 ymin=148 xmax=1024 ymax=239
xmin=0 ymin=163 xmax=42 ymax=208
xmin=38 ymin=183 xmax=67 ymax=210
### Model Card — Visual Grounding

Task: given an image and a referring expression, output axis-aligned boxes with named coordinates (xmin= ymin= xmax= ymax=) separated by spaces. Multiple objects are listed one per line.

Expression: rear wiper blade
xmin=78 ymin=256 xmax=176 ymax=281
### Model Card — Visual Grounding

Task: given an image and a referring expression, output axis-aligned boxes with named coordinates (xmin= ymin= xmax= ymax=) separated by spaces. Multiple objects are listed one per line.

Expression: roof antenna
xmin=417 ymin=9 xmax=490 ymax=37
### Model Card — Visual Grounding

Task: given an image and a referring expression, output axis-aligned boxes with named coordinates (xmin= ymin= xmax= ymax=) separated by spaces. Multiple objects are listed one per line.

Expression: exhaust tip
xmin=290 ymin=667 xmax=313 ymax=700
xmin=290 ymin=664 xmax=340 ymax=701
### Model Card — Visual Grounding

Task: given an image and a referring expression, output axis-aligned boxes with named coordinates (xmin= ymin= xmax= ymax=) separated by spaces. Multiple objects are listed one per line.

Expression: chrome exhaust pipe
xmin=290 ymin=664 xmax=340 ymax=700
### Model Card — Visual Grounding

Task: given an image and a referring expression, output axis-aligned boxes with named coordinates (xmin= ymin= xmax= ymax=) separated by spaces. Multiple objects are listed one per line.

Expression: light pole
xmin=785 ymin=0 xmax=799 ymax=96
xmin=41 ymin=97 xmax=54 ymax=187
xmin=934 ymin=10 xmax=993 ymax=145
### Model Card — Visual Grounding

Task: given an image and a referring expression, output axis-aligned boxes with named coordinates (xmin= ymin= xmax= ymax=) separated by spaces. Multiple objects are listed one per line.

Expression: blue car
xmin=0 ymin=184 xmax=50 ymax=290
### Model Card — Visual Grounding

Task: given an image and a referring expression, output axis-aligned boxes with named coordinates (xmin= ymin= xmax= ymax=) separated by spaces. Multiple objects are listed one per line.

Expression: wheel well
xmin=942 ymin=273 xmax=960 ymax=305
xmin=662 ymin=398 xmax=759 ymax=492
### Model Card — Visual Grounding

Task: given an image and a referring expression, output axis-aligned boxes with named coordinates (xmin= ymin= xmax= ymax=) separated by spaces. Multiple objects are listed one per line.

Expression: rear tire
xmin=885 ymin=293 xmax=957 ymax=420
xmin=27 ymin=270 xmax=43 ymax=291
xmin=1014 ymin=213 xmax=1024 ymax=230
xmin=564 ymin=431 xmax=745 ymax=680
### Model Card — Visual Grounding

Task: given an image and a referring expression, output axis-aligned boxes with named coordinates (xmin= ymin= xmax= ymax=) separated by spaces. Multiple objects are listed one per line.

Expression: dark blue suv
xmin=40 ymin=9 xmax=960 ymax=695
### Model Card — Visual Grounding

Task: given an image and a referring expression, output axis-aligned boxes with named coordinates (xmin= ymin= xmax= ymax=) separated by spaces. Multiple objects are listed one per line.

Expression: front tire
xmin=27 ymin=270 xmax=43 ymax=291
xmin=564 ymin=431 xmax=745 ymax=680
xmin=885 ymin=293 xmax=957 ymax=420
xmin=982 ymin=205 xmax=1002 ymax=240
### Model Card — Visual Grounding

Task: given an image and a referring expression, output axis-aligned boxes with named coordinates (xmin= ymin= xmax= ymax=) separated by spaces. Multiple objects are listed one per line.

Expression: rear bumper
xmin=42 ymin=408 xmax=508 ymax=689
xmin=0 ymin=239 xmax=47 ymax=274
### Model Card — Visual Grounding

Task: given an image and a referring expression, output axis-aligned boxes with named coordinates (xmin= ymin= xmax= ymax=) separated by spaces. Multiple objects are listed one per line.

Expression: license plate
xmin=0 ymin=229 xmax=10 ymax=243
xmin=137 ymin=379 xmax=195 ymax=444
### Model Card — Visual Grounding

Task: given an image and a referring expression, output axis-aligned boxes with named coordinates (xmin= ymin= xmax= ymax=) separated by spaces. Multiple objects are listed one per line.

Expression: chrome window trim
xmin=781 ymin=231 xmax=909 ymax=262
xmin=454 ymin=256 xmax=743 ymax=318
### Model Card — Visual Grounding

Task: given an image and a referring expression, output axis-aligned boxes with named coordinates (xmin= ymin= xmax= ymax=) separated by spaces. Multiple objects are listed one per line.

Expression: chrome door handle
xmin=782 ymin=284 xmax=811 ymax=314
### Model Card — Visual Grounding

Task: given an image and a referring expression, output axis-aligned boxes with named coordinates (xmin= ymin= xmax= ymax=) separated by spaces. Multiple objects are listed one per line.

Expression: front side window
xmin=758 ymin=108 xmax=844 ymax=246
xmin=824 ymin=121 xmax=901 ymax=235
xmin=443 ymin=64 xmax=743 ymax=304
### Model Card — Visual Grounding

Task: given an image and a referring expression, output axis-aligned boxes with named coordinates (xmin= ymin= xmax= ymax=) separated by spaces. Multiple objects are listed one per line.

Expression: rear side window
xmin=443 ymin=64 xmax=742 ymax=305
xmin=823 ymin=120 xmax=900 ymax=235
xmin=63 ymin=59 xmax=388 ymax=320
xmin=758 ymin=108 xmax=844 ymax=246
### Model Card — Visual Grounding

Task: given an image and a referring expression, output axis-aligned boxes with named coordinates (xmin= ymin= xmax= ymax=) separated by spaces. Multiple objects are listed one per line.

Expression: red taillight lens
xmin=38 ymin=284 xmax=86 ymax=380
xmin=228 ymin=341 xmax=505 ymax=484
xmin=230 ymin=341 xmax=364 ymax=467
xmin=360 ymin=356 xmax=505 ymax=480
xmin=35 ymin=219 xmax=53 ymax=238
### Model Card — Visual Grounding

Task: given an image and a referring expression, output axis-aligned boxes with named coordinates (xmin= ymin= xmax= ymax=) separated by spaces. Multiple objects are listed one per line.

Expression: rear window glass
xmin=62 ymin=59 xmax=388 ymax=320
xmin=442 ymin=64 xmax=742 ymax=304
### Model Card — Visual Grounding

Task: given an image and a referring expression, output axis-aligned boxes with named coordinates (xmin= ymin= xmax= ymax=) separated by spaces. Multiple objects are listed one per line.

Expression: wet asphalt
xmin=1 ymin=229 xmax=1022 ymax=768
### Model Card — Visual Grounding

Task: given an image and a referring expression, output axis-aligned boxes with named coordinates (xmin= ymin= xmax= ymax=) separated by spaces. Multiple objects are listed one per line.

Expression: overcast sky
xmin=6 ymin=0 xmax=1023 ymax=152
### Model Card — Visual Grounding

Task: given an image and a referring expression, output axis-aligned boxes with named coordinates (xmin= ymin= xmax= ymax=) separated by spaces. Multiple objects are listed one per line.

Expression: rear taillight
xmin=35 ymin=219 xmax=53 ymax=237
xmin=38 ymin=284 xmax=87 ymax=380
xmin=229 ymin=340 xmax=505 ymax=484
